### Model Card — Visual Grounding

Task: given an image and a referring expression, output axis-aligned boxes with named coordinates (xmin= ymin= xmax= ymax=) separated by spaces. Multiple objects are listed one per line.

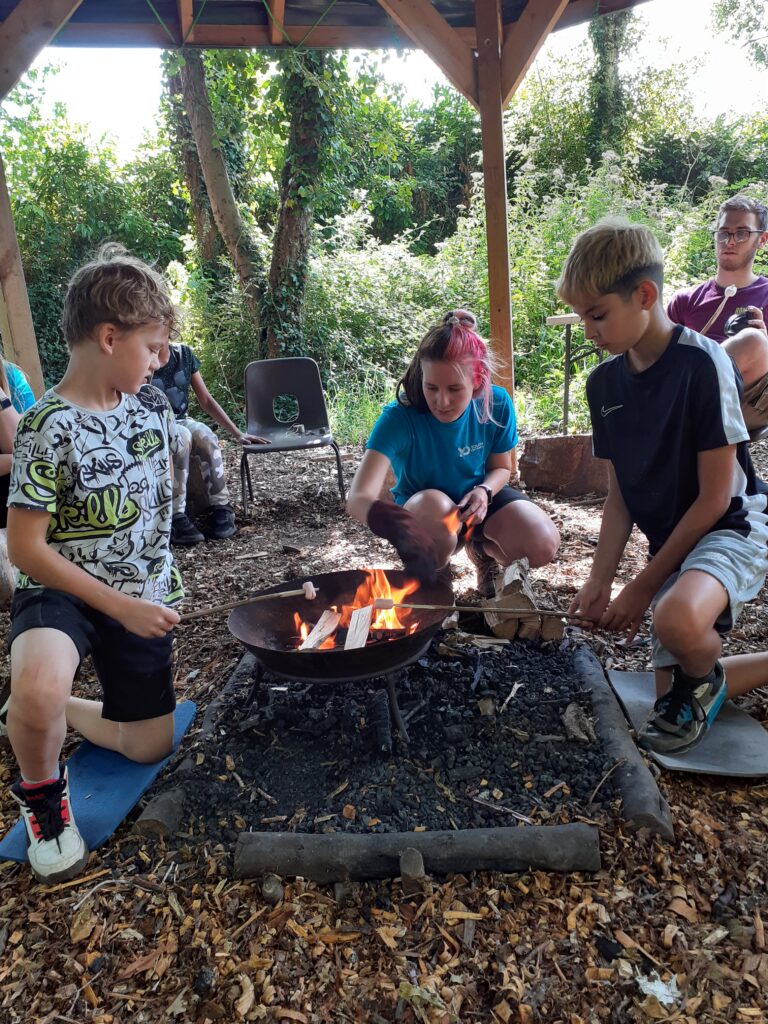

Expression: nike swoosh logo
xmin=601 ymin=404 xmax=623 ymax=417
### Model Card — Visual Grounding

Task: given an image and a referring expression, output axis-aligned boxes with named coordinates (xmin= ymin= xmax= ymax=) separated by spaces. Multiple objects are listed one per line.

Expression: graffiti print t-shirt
xmin=8 ymin=386 xmax=184 ymax=605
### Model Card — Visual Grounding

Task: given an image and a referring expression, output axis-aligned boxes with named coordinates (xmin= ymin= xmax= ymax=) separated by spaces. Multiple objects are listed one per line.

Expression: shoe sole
xmin=640 ymin=681 xmax=727 ymax=756
xmin=28 ymin=842 xmax=90 ymax=885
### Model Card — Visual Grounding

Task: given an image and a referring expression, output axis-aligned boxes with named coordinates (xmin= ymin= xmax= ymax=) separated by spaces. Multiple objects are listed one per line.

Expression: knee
xmin=122 ymin=735 xmax=174 ymax=765
xmin=725 ymin=330 xmax=768 ymax=382
xmin=522 ymin=521 xmax=561 ymax=568
xmin=405 ymin=489 xmax=454 ymax=520
xmin=653 ymin=596 xmax=702 ymax=654
xmin=10 ymin=672 xmax=69 ymax=725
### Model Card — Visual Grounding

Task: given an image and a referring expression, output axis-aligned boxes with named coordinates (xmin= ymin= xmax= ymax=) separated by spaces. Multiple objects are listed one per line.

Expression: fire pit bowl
xmin=228 ymin=569 xmax=454 ymax=682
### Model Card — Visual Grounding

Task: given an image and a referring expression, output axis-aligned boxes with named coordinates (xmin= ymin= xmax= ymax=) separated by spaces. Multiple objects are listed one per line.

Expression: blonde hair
xmin=61 ymin=243 xmax=179 ymax=348
xmin=556 ymin=218 xmax=664 ymax=306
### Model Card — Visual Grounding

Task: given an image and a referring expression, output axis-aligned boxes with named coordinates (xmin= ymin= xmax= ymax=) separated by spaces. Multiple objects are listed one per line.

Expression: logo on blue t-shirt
xmin=458 ymin=442 xmax=484 ymax=458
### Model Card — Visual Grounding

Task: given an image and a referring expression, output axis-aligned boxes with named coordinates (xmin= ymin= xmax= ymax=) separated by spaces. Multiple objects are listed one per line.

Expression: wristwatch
xmin=0 ymin=396 xmax=12 ymax=411
xmin=475 ymin=484 xmax=493 ymax=504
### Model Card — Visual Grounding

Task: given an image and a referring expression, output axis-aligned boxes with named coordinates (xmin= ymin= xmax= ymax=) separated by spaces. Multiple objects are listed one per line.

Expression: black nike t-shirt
xmin=587 ymin=325 xmax=767 ymax=557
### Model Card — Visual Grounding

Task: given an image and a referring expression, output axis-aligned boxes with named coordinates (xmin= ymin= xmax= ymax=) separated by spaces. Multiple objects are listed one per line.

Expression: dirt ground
xmin=1 ymin=438 xmax=767 ymax=1024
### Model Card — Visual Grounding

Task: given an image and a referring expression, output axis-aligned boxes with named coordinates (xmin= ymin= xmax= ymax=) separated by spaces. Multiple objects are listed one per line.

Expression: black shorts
xmin=458 ymin=485 xmax=530 ymax=544
xmin=9 ymin=588 xmax=176 ymax=723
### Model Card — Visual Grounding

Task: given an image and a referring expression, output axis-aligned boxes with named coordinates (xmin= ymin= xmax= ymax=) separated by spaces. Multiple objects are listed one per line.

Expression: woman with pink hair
xmin=347 ymin=311 xmax=560 ymax=594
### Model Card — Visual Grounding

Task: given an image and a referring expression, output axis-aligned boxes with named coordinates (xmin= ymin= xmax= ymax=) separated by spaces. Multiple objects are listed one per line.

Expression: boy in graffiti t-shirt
xmin=1 ymin=245 xmax=184 ymax=885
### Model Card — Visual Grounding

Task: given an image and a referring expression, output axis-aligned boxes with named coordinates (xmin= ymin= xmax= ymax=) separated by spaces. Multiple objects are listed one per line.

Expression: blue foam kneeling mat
xmin=0 ymin=700 xmax=196 ymax=863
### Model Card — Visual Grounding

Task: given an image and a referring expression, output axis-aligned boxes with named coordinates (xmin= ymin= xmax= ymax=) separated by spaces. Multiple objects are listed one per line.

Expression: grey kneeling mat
xmin=608 ymin=670 xmax=768 ymax=777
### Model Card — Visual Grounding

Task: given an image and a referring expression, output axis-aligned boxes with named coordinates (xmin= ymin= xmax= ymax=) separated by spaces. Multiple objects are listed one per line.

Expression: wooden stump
xmin=519 ymin=434 xmax=608 ymax=497
xmin=484 ymin=560 xmax=565 ymax=642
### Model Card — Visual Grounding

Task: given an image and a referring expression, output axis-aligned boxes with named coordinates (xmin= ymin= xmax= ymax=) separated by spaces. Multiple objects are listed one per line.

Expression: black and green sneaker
xmin=639 ymin=662 xmax=727 ymax=756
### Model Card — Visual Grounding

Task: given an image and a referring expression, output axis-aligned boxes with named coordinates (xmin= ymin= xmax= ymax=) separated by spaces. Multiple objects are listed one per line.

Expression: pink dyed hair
xmin=396 ymin=309 xmax=497 ymax=422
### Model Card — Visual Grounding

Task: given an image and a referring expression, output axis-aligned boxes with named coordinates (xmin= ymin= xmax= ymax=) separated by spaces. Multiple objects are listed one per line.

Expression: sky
xmin=25 ymin=0 xmax=768 ymax=161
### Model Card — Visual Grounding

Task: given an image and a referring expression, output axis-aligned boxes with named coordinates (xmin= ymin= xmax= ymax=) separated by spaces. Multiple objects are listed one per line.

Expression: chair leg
xmin=331 ymin=441 xmax=346 ymax=502
xmin=241 ymin=455 xmax=254 ymax=517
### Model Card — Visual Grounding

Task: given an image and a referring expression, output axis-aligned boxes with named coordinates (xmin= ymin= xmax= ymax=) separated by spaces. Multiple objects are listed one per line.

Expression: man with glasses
xmin=668 ymin=195 xmax=768 ymax=432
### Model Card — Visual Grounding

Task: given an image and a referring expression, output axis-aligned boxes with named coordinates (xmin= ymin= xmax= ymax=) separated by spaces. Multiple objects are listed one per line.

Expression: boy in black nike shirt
xmin=557 ymin=219 xmax=768 ymax=755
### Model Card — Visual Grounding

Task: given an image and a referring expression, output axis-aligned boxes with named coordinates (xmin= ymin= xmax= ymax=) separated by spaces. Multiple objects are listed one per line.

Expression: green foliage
xmin=2 ymin=69 xmax=184 ymax=384
xmin=712 ymin=0 xmax=768 ymax=65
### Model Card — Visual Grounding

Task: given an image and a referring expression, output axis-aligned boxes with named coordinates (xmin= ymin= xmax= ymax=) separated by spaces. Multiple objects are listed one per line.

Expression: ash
xmin=183 ymin=639 xmax=617 ymax=842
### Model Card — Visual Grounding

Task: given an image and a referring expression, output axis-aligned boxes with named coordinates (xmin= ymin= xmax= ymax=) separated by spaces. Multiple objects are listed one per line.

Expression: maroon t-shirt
xmin=667 ymin=276 xmax=768 ymax=342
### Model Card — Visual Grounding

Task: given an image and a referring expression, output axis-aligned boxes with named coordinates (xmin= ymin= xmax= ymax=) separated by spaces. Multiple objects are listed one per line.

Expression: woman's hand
xmin=599 ymin=578 xmax=654 ymax=642
xmin=457 ymin=486 xmax=489 ymax=525
xmin=115 ymin=596 xmax=180 ymax=638
xmin=568 ymin=578 xmax=611 ymax=628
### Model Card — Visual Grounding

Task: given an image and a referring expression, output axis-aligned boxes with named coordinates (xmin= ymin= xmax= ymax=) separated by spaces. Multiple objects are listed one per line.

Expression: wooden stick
xmin=298 ymin=609 xmax=341 ymax=650
xmin=179 ymin=588 xmax=315 ymax=623
xmin=372 ymin=598 xmax=596 ymax=622
xmin=344 ymin=605 xmax=373 ymax=650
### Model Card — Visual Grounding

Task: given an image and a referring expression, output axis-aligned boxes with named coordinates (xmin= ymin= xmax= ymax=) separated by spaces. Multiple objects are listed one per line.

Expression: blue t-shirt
xmin=367 ymin=385 xmax=518 ymax=505
xmin=5 ymin=362 xmax=35 ymax=413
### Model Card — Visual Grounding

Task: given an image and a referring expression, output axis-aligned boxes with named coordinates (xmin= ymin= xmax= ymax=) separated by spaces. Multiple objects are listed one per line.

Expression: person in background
xmin=667 ymin=195 xmax=768 ymax=431
xmin=0 ymin=360 xmax=23 ymax=528
xmin=152 ymin=341 xmax=267 ymax=545
xmin=347 ymin=310 xmax=560 ymax=595
xmin=559 ymin=218 xmax=768 ymax=756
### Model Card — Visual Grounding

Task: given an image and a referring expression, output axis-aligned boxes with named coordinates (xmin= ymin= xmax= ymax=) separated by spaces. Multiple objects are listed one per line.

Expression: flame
xmin=443 ymin=506 xmax=474 ymax=540
xmin=292 ymin=570 xmax=420 ymax=649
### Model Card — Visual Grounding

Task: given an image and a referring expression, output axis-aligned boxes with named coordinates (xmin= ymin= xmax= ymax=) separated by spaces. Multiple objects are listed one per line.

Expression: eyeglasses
xmin=712 ymin=228 xmax=763 ymax=245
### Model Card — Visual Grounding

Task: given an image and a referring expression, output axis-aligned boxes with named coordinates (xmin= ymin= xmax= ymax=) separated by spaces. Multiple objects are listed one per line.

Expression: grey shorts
xmin=650 ymin=527 xmax=768 ymax=668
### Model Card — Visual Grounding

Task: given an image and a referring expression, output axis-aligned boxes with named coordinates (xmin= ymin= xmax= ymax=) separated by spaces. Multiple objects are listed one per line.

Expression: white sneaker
xmin=10 ymin=765 xmax=89 ymax=884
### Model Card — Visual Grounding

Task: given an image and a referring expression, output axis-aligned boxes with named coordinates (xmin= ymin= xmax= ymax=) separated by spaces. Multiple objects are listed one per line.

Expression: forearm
xmin=481 ymin=466 xmax=513 ymax=495
xmin=590 ymin=488 xmax=633 ymax=585
xmin=199 ymin=397 xmax=241 ymax=439
xmin=347 ymin=490 xmax=375 ymax=524
xmin=0 ymin=453 xmax=12 ymax=476
xmin=8 ymin=535 xmax=134 ymax=619
xmin=633 ymin=495 xmax=731 ymax=595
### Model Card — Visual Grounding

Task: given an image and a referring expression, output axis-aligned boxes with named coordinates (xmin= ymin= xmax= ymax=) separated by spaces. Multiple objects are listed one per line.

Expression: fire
xmin=292 ymin=570 xmax=420 ymax=649
xmin=443 ymin=506 xmax=474 ymax=540
xmin=341 ymin=569 xmax=419 ymax=631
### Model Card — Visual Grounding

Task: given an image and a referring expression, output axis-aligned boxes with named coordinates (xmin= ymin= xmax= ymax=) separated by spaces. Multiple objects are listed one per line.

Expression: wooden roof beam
xmin=501 ymin=0 xmax=568 ymax=107
xmin=0 ymin=0 xmax=85 ymax=102
xmin=376 ymin=0 xmax=478 ymax=109
xmin=177 ymin=0 xmax=193 ymax=44
xmin=269 ymin=0 xmax=287 ymax=45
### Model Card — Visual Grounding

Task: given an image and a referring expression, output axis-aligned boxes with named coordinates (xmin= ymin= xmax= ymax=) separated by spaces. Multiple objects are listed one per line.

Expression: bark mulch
xmin=0 ymin=439 xmax=767 ymax=1024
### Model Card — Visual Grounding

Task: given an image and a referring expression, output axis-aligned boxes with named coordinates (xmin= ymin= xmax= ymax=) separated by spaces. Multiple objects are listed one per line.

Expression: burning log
xmin=298 ymin=609 xmax=342 ymax=650
xmin=344 ymin=605 xmax=373 ymax=650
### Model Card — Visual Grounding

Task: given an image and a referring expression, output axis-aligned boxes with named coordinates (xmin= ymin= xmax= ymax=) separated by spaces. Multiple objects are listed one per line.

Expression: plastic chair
xmin=239 ymin=357 xmax=345 ymax=515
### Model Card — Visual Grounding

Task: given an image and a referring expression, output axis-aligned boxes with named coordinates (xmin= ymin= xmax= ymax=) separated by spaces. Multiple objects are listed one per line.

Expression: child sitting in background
xmin=152 ymin=341 xmax=267 ymax=545
xmin=558 ymin=219 xmax=768 ymax=755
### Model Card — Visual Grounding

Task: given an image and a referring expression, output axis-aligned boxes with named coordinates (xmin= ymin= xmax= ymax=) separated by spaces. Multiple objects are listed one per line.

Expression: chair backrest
xmin=244 ymin=357 xmax=331 ymax=434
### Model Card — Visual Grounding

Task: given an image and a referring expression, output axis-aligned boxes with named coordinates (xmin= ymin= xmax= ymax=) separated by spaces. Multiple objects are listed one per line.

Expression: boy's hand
xmin=239 ymin=432 xmax=270 ymax=445
xmin=115 ymin=597 xmax=180 ymax=638
xmin=568 ymin=578 xmax=611 ymax=627
xmin=600 ymin=579 xmax=654 ymax=642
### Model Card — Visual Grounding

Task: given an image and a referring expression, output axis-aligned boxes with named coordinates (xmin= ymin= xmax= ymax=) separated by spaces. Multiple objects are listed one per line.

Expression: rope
xmin=144 ymin=0 xmax=176 ymax=45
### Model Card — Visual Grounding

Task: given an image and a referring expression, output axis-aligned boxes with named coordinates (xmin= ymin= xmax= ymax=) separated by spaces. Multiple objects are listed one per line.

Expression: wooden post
xmin=0 ymin=0 xmax=85 ymax=102
xmin=475 ymin=0 xmax=513 ymax=397
xmin=0 ymin=151 xmax=44 ymax=397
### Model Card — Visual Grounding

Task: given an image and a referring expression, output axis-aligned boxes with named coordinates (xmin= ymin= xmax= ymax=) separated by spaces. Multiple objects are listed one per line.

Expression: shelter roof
xmin=0 ymin=1 xmax=646 ymax=49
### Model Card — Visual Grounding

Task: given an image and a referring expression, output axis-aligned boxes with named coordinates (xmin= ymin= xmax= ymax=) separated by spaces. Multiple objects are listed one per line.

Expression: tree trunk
xmin=166 ymin=68 xmax=221 ymax=266
xmin=265 ymin=52 xmax=331 ymax=359
xmin=586 ymin=10 xmax=635 ymax=166
xmin=179 ymin=48 xmax=263 ymax=328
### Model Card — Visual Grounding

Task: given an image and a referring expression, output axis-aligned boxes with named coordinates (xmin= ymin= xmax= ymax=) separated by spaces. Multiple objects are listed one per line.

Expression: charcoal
xmin=182 ymin=639 xmax=618 ymax=840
